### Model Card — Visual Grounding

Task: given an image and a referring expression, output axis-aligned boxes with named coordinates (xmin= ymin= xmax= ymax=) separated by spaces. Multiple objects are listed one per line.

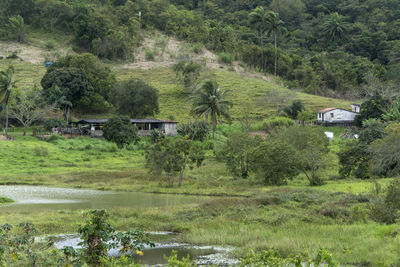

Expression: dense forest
xmin=1 ymin=0 xmax=399 ymax=98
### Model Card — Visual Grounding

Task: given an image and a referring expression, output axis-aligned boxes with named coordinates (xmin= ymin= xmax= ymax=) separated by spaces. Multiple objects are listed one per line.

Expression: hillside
xmin=0 ymin=36 xmax=353 ymax=122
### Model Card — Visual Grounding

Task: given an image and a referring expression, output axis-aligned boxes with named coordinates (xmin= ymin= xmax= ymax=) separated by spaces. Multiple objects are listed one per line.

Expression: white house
xmin=317 ymin=105 xmax=359 ymax=126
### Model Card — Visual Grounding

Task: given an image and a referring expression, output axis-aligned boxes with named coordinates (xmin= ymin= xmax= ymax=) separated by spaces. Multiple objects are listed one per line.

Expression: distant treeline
xmin=1 ymin=0 xmax=399 ymax=97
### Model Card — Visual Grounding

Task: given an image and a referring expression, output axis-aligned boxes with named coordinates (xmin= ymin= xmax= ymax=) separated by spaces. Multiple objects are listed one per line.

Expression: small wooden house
xmin=317 ymin=106 xmax=359 ymax=126
xmin=76 ymin=118 xmax=178 ymax=137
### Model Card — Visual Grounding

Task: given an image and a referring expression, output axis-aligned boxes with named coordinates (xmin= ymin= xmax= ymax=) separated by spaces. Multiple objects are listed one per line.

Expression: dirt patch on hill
xmin=117 ymin=36 xmax=218 ymax=70
xmin=0 ymin=42 xmax=45 ymax=64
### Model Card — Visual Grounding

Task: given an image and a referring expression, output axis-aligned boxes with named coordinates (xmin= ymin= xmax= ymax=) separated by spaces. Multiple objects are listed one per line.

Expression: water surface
xmin=0 ymin=185 xmax=210 ymax=211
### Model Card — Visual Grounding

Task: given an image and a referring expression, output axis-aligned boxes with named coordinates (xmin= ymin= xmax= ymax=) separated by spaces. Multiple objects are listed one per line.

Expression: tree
xmin=177 ymin=121 xmax=209 ymax=141
xmin=0 ymin=66 xmax=17 ymax=134
xmin=276 ymin=126 xmax=329 ymax=186
xmin=191 ymin=80 xmax=232 ymax=139
xmin=297 ymin=110 xmax=316 ymax=124
xmin=112 ymin=79 xmax=159 ymax=118
xmin=9 ymin=87 xmax=55 ymax=136
xmin=249 ymin=6 xmax=269 ymax=72
xmin=251 ymin=139 xmax=299 ymax=185
xmin=35 ymin=0 xmax=74 ymax=32
xmin=8 ymin=15 xmax=25 ymax=42
xmin=370 ymin=125 xmax=400 ymax=177
xmin=356 ymin=95 xmax=390 ymax=126
xmin=46 ymin=54 xmax=116 ymax=112
xmin=146 ymin=137 xmax=205 ymax=186
xmin=283 ymin=100 xmax=304 ymax=119
xmin=172 ymin=60 xmax=202 ymax=92
xmin=323 ymin=12 xmax=349 ymax=42
xmin=218 ymin=132 xmax=261 ymax=179
xmin=265 ymin=11 xmax=285 ymax=76
xmin=41 ymin=68 xmax=93 ymax=121
xmin=102 ymin=116 xmax=139 ymax=148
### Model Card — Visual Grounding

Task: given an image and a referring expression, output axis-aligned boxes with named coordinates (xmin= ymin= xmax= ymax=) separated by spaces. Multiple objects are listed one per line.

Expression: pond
xmin=0 ymin=185 xmax=211 ymax=211
xmin=0 ymin=185 xmax=238 ymax=265
xmin=53 ymin=233 xmax=238 ymax=266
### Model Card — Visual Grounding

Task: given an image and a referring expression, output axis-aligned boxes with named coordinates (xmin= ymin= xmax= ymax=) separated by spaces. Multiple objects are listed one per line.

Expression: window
xmin=318 ymin=113 xmax=321 ymax=118
xmin=330 ymin=113 xmax=334 ymax=118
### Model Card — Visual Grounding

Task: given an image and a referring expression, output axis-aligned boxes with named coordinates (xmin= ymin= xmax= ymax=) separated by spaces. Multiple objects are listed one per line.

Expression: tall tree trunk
xmin=274 ymin=31 xmax=277 ymax=76
xmin=5 ymin=104 xmax=8 ymax=135
xmin=23 ymin=125 xmax=26 ymax=136
xmin=205 ymin=113 xmax=208 ymax=124
xmin=260 ymin=27 xmax=264 ymax=72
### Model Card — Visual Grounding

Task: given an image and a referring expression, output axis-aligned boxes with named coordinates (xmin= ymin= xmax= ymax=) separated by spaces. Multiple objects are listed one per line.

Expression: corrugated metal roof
xmin=318 ymin=108 xmax=337 ymax=113
xmin=77 ymin=119 xmax=178 ymax=124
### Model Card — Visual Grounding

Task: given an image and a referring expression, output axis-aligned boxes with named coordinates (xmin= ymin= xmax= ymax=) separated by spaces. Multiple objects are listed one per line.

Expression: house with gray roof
xmin=76 ymin=118 xmax=178 ymax=137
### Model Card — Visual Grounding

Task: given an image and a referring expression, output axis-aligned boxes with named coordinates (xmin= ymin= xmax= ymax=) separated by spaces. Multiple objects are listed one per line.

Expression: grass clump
xmin=0 ymin=196 xmax=13 ymax=203
xmin=218 ymin=52 xmax=235 ymax=64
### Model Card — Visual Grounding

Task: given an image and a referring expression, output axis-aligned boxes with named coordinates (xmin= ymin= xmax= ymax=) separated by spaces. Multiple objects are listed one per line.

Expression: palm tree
xmin=265 ymin=11 xmax=285 ymax=76
xmin=0 ymin=66 xmax=16 ymax=135
xmin=323 ymin=12 xmax=349 ymax=42
xmin=191 ymin=81 xmax=232 ymax=139
xmin=249 ymin=6 xmax=270 ymax=72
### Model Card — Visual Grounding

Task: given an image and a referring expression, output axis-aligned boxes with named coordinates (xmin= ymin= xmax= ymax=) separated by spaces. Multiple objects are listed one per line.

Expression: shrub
xmin=192 ymin=43 xmax=203 ymax=54
xmin=44 ymin=40 xmax=57 ymax=50
xmin=46 ymin=134 xmax=66 ymax=143
xmin=263 ymin=117 xmax=295 ymax=132
xmin=144 ymin=49 xmax=155 ymax=60
xmin=177 ymin=121 xmax=209 ymax=141
xmin=218 ymin=52 xmax=235 ymax=64
xmin=103 ymin=116 xmax=139 ymax=148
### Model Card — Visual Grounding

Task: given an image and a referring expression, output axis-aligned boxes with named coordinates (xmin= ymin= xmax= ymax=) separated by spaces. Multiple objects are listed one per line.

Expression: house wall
xmin=164 ymin=123 xmax=177 ymax=136
xmin=317 ymin=109 xmax=357 ymax=123
xmin=351 ymin=105 xmax=360 ymax=113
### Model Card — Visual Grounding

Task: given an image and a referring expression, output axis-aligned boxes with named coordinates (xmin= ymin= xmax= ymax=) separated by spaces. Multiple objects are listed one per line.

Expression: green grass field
xmin=0 ymin=130 xmax=398 ymax=265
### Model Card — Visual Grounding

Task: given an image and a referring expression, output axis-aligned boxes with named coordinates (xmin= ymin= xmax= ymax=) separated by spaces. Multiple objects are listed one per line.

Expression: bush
xmin=103 ymin=116 xmax=139 ymax=148
xmin=46 ymin=134 xmax=66 ymax=143
xmin=44 ymin=40 xmax=57 ymax=50
xmin=177 ymin=121 xmax=209 ymax=141
xmin=263 ymin=117 xmax=295 ymax=132
xmin=144 ymin=49 xmax=155 ymax=60
xmin=369 ymin=179 xmax=400 ymax=224
xmin=218 ymin=52 xmax=235 ymax=64
xmin=192 ymin=43 xmax=203 ymax=54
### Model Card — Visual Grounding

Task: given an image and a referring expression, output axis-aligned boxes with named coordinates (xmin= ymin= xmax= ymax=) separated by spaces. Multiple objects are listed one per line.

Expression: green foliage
xmin=146 ymin=137 xmax=205 ymax=186
xmin=112 ymin=79 xmax=159 ymax=118
xmin=370 ymin=128 xmax=400 ymax=177
xmin=275 ymin=126 xmax=329 ymax=186
xmin=251 ymin=138 xmax=299 ymax=185
xmin=7 ymin=15 xmax=25 ymax=42
xmin=370 ymin=179 xmax=400 ymax=224
xmin=173 ymin=60 xmax=202 ymax=92
xmin=47 ymin=54 xmax=116 ymax=113
xmin=217 ymin=132 xmax=261 ymax=179
xmin=283 ymin=100 xmax=304 ymax=119
xmin=177 ymin=121 xmax=209 ymax=141
xmin=263 ymin=116 xmax=295 ymax=132
xmin=217 ymin=52 xmax=235 ymax=64
xmin=103 ymin=116 xmax=139 ymax=148
xmin=165 ymin=250 xmax=196 ymax=267
xmin=357 ymin=96 xmax=391 ymax=126
xmin=191 ymin=80 xmax=231 ymax=138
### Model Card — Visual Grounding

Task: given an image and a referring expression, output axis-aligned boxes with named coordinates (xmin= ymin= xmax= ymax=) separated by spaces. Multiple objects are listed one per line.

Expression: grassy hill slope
xmin=0 ymin=36 xmax=354 ymax=122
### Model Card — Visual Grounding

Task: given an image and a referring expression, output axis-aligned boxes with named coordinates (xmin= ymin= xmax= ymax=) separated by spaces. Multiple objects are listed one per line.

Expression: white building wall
xmin=163 ymin=123 xmax=177 ymax=136
xmin=318 ymin=109 xmax=357 ymax=123
xmin=351 ymin=104 xmax=361 ymax=113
